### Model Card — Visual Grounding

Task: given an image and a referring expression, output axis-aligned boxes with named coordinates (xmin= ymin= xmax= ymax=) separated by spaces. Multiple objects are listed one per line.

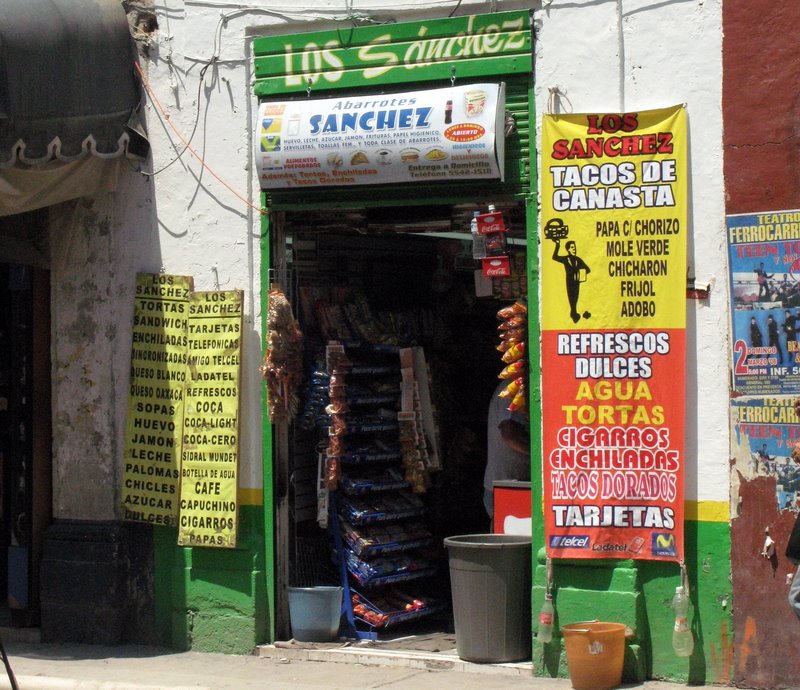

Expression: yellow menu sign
xmin=122 ymin=273 xmax=192 ymax=526
xmin=178 ymin=290 xmax=243 ymax=548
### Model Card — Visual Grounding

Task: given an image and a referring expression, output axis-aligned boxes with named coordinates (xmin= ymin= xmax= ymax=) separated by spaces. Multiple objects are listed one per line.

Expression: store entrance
xmin=0 ymin=262 xmax=52 ymax=628
xmin=274 ymin=201 xmax=528 ymax=643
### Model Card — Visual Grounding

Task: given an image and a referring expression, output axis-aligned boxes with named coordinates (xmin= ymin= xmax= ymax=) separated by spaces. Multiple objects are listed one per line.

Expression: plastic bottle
xmin=671 ymin=586 xmax=694 ymax=657
xmin=471 ymin=210 xmax=485 ymax=259
xmin=537 ymin=593 xmax=554 ymax=644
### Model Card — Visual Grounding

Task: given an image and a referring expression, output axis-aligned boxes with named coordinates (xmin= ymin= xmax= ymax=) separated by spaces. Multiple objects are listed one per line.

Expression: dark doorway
xmin=0 ymin=262 xmax=52 ymax=627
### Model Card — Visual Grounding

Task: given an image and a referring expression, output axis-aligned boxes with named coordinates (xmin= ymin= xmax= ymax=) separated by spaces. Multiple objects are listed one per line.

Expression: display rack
xmin=321 ymin=340 xmax=445 ymax=639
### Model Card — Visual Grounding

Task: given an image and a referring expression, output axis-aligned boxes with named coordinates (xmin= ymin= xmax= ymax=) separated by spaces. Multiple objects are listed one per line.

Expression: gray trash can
xmin=444 ymin=534 xmax=532 ymax=663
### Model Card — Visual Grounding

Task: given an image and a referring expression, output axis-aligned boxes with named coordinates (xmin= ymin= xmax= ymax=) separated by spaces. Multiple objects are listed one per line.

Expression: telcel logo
xmin=549 ymin=535 xmax=590 ymax=549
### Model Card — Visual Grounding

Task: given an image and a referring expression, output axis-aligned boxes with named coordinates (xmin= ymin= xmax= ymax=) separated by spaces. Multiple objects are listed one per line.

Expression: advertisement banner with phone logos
xmin=540 ymin=106 xmax=687 ymax=561
xmin=727 ymin=209 xmax=800 ymax=395
xmin=178 ymin=290 xmax=243 ymax=548
xmin=256 ymin=83 xmax=505 ymax=188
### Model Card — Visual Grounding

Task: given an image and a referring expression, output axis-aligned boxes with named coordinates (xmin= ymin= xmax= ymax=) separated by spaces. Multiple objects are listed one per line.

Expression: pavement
xmin=0 ymin=626 xmax=705 ymax=690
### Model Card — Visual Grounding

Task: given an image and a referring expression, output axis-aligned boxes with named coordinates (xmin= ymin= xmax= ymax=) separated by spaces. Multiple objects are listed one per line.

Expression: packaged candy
xmin=508 ymin=388 xmax=527 ymax=413
xmin=499 ymin=328 xmax=526 ymax=341
xmin=498 ymin=376 xmax=524 ymax=399
xmin=498 ymin=316 xmax=526 ymax=330
xmin=501 ymin=341 xmax=526 ymax=364
xmin=498 ymin=360 xmax=525 ymax=380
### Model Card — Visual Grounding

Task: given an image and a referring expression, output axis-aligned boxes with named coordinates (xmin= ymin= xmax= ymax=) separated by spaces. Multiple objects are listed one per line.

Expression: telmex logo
xmin=549 ymin=535 xmax=590 ymax=548
xmin=652 ymin=533 xmax=676 ymax=556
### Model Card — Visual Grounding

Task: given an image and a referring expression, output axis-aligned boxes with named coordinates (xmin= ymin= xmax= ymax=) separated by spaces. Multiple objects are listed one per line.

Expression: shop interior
xmin=272 ymin=201 xmax=529 ymax=642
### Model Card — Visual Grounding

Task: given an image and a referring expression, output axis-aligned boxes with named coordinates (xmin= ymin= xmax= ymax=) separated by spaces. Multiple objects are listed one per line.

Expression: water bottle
xmin=471 ymin=210 xmax=485 ymax=259
xmin=537 ymin=592 xmax=555 ymax=643
xmin=671 ymin=586 xmax=694 ymax=657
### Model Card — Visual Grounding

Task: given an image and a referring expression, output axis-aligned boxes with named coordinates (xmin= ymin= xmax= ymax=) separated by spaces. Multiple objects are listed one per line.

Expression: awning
xmin=0 ymin=0 xmax=149 ymax=168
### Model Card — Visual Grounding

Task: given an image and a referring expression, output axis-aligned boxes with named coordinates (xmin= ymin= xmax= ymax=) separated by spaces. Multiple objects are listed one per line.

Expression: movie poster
xmin=727 ymin=210 xmax=800 ymax=395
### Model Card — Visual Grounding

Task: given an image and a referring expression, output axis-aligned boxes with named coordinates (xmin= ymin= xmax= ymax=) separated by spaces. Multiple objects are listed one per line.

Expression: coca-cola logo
xmin=485 ymin=259 xmax=510 ymax=276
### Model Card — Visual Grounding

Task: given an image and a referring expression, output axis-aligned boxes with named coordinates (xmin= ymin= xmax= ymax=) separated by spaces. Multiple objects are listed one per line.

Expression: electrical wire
xmin=134 ymin=60 xmax=267 ymax=216
xmin=141 ymin=59 xmax=215 ymax=177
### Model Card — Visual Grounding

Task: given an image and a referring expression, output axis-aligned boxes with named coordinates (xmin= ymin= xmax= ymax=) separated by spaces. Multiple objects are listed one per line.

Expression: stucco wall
xmin=534 ymin=0 xmax=727 ymax=505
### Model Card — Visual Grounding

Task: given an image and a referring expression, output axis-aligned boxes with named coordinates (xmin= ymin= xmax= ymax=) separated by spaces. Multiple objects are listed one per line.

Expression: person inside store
xmin=483 ymin=381 xmax=530 ymax=526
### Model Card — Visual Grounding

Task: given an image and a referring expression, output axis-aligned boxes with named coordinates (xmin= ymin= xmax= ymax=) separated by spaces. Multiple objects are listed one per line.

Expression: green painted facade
xmin=153 ymin=505 xmax=268 ymax=654
xmin=532 ymin=518 xmax=732 ymax=684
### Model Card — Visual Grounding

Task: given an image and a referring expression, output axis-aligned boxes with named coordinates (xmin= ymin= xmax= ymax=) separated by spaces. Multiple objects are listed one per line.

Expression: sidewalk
xmin=0 ymin=627 xmax=702 ymax=690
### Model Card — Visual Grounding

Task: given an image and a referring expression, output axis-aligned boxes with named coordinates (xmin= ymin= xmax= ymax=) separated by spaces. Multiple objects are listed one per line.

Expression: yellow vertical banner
xmin=122 ymin=273 xmax=193 ymax=526
xmin=540 ymin=106 xmax=688 ymax=562
xmin=178 ymin=290 xmax=243 ymax=548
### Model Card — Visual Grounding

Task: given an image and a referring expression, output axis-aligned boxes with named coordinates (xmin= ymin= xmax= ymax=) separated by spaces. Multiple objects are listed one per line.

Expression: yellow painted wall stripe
xmin=239 ymin=487 xmax=262 ymax=506
xmin=686 ymin=500 xmax=728 ymax=523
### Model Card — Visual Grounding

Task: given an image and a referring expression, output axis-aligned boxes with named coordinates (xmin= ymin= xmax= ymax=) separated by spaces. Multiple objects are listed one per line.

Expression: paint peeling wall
xmin=48 ymin=169 xmax=156 ymax=520
xmin=724 ymin=2 xmax=800 ymax=687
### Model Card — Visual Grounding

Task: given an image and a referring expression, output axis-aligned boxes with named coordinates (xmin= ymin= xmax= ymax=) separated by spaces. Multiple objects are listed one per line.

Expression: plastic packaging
xmin=671 ymin=586 xmax=694 ymax=657
xmin=471 ymin=211 xmax=486 ymax=259
xmin=537 ymin=593 xmax=554 ymax=643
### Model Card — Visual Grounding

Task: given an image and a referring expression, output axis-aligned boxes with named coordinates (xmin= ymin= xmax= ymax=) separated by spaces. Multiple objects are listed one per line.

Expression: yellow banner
xmin=177 ymin=290 xmax=243 ymax=548
xmin=122 ymin=273 xmax=193 ymax=526
xmin=541 ymin=106 xmax=687 ymax=330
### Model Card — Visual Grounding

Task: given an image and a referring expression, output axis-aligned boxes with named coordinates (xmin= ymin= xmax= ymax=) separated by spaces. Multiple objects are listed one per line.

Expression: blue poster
xmin=727 ymin=210 xmax=800 ymax=395
xmin=731 ymin=397 xmax=800 ymax=511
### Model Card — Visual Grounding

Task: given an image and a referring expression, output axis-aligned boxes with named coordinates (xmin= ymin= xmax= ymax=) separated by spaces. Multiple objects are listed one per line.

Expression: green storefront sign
xmin=254 ymin=11 xmax=532 ymax=96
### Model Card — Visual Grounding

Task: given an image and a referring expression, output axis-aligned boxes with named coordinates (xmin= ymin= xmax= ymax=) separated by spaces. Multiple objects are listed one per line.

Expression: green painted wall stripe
xmin=260 ymin=202 xmax=275 ymax=642
xmin=534 ymin=519 xmax=732 ymax=684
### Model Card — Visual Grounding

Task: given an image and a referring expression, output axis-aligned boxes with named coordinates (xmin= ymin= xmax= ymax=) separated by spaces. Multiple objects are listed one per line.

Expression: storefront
xmin=252 ymin=10 xmax=537 ymax=640
xmin=0 ymin=0 xmax=148 ymax=636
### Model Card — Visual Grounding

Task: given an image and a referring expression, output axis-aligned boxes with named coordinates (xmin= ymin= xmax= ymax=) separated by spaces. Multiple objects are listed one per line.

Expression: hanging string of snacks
xmin=496 ymin=299 xmax=529 ymax=416
xmin=261 ymin=284 xmax=304 ymax=423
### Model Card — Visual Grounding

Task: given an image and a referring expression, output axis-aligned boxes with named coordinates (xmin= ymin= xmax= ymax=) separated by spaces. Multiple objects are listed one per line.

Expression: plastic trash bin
xmin=443 ymin=534 xmax=532 ymax=662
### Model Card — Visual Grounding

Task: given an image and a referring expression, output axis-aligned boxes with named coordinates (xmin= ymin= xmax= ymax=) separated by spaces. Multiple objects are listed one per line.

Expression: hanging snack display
xmin=496 ymin=300 xmax=529 ymax=416
xmin=315 ymin=339 xmax=444 ymax=632
xmin=261 ymin=285 xmax=304 ymax=423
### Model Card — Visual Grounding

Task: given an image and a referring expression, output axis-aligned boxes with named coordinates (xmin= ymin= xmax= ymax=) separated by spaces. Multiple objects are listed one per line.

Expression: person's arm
xmin=552 ymin=240 xmax=561 ymax=261
xmin=499 ymin=418 xmax=530 ymax=454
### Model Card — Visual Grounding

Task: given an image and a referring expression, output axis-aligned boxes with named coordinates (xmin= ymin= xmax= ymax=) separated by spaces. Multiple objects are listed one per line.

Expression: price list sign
xmin=540 ymin=106 xmax=688 ymax=561
xmin=122 ymin=273 xmax=192 ymax=526
xmin=178 ymin=290 xmax=243 ymax=548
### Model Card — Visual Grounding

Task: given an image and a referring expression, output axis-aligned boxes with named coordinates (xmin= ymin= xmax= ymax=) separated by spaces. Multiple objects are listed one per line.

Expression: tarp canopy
xmin=0 ymin=0 xmax=148 ymax=167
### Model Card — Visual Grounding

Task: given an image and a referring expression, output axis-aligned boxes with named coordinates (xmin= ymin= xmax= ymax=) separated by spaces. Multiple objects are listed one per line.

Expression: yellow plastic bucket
xmin=561 ymin=621 xmax=627 ymax=690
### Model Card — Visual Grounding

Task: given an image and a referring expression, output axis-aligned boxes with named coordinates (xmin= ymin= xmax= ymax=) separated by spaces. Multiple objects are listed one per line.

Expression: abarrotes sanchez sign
xmin=255 ymin=83 xmax=505 ymax=189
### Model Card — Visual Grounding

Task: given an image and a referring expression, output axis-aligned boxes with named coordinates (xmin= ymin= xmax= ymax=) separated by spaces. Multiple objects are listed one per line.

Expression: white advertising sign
xmin=255 ymin=83 xmax=505 ymax=189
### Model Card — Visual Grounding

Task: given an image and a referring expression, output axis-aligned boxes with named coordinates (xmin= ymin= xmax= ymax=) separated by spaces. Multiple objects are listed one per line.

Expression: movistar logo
xmin=652 ymin=532 xmax=676 ymax=556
